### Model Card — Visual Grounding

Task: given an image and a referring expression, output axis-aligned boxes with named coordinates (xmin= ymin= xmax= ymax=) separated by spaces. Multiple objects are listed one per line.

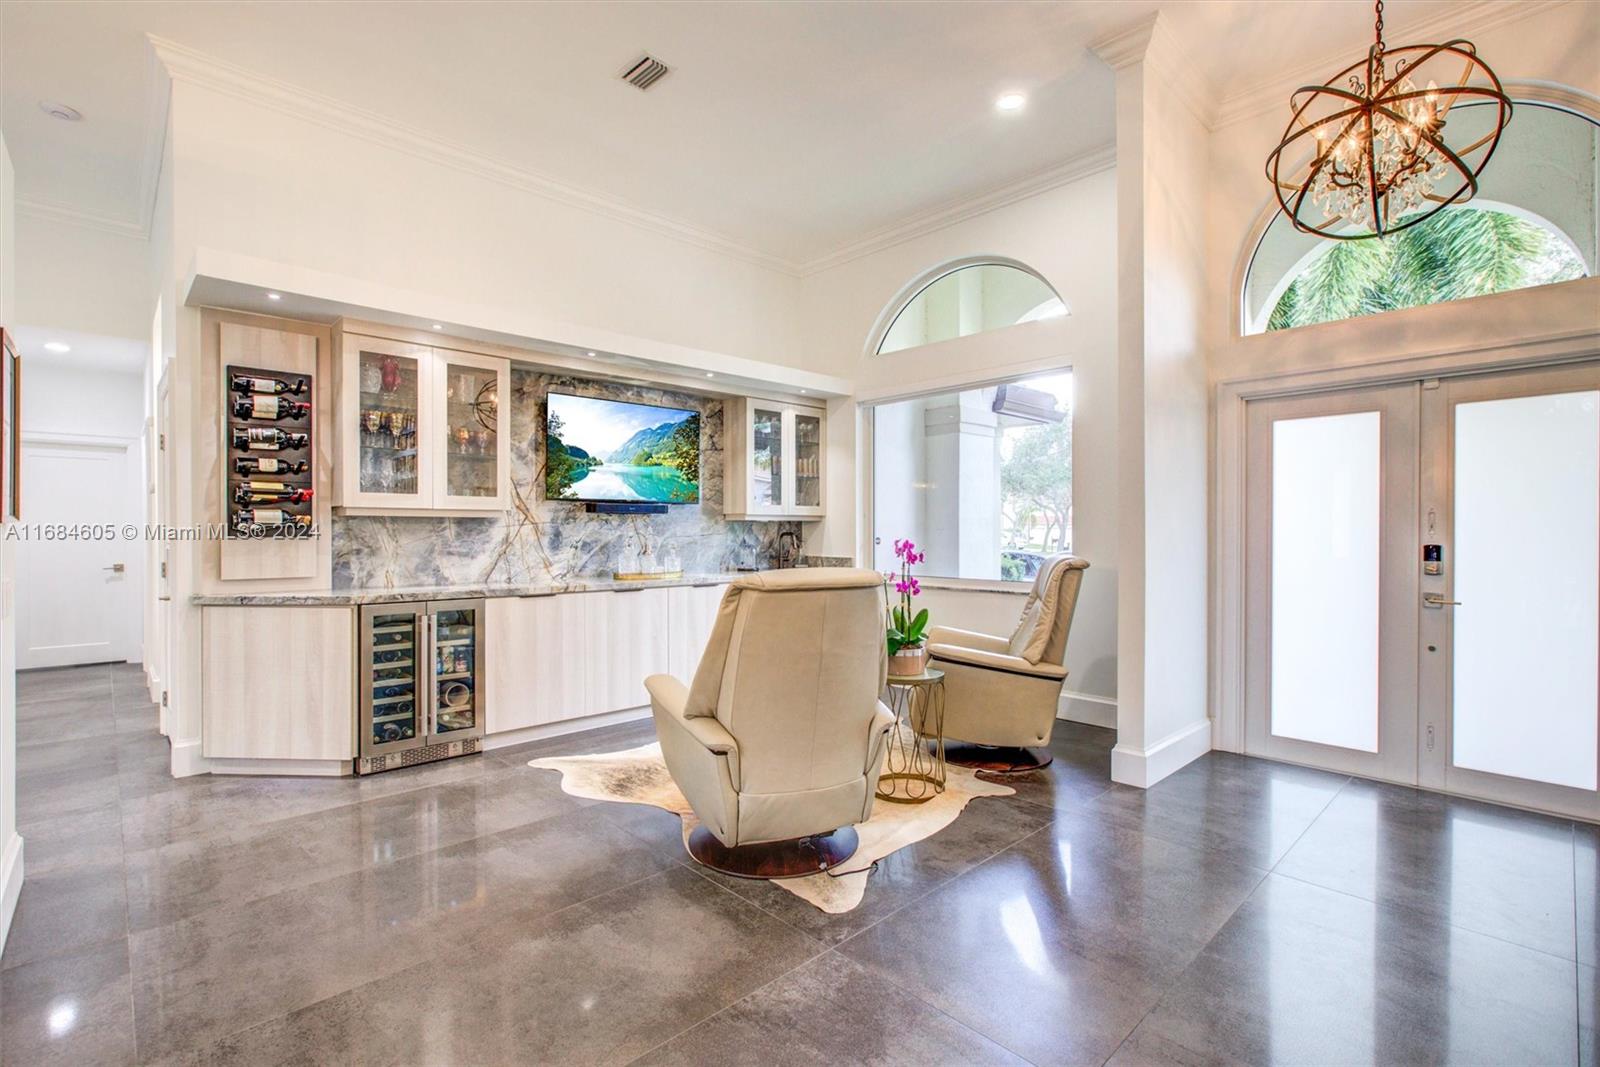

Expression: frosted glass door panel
xmin=1452 ymin=390 xmax=1599 ymax=791
xmin=1270 ymin=412 xmax=1381 ymax=752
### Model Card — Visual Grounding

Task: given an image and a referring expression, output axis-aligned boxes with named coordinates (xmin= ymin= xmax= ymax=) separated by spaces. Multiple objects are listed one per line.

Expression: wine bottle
xmin=233 ymin=456 xmax=308 ymax=476
xmin=231 ymin=373 xmax=308 ymax=397
xmin=231 ymin=508 xmax=313 ymax=532
xmin=232 ymin=484 xmax=314 ymax=505
xmin=233 ymin=396 xmax=310 ymax=421
xmin=232 ymin=428 xmax=309 ymax=452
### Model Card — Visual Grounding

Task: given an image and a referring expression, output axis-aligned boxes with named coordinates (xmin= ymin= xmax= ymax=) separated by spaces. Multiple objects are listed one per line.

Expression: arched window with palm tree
xmin=1244 ymin=101 xmax=1597 ymax=335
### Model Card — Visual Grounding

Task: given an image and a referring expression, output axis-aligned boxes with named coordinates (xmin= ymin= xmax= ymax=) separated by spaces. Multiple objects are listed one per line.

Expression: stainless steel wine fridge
xmin=357 ymin=599 xmax=486 ymax=774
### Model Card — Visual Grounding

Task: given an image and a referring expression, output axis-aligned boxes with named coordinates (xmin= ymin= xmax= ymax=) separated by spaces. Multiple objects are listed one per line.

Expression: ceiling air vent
xmin=621 ymin=55 xmax=670 ymax=91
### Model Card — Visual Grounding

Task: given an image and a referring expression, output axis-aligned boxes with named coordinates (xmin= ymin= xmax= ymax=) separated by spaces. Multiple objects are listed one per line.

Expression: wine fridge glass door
xmin=428 ymin=600 xmax=485 ymax=738
xmin=360 ymin=605 xmax=425 ymax=757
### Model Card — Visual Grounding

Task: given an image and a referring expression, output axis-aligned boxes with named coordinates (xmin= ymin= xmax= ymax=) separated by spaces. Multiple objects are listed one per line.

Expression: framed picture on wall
xmin=1 ymin=328 xmax=19 ymax=521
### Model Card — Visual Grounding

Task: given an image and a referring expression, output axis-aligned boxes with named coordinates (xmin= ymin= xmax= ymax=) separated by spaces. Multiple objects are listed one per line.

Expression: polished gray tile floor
xmin=0 ymin=663 xmax=1592 ymax=1066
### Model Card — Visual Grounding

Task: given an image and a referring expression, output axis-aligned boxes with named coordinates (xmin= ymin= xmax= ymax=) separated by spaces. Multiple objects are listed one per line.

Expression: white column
xmin=1094 ymin=13 xmax=1214 ymax=787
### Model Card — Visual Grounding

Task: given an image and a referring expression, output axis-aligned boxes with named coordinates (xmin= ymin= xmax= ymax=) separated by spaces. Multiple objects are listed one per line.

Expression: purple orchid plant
xmin=885 ymin=538 xmax=930 ymax=656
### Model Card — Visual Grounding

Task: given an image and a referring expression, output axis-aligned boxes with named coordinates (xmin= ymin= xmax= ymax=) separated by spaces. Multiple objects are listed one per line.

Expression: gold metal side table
xmin=876 ymin=667 xmax=946 ymax=804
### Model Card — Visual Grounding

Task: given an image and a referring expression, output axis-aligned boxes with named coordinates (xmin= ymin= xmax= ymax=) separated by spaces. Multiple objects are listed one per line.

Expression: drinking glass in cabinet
xmin=752 ymin=407 xmax=783 ymax=507
xmin=358 ymin=350 xmax=419 ymax=494
xmin=795 ymin=411 xmax=821 ymax=507
xmin=433 ymin=608 xmax=477 ymax=733
xmin=444 ymin=364 xmax=498 ymax=498
xmin=369 ymin=614 xmax=418 ymax=746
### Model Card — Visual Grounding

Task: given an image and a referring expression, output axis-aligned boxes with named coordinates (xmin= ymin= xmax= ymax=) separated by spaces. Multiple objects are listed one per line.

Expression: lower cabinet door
xmin=203 ymin=606 xmax=355 ymax=761
xmin=584 ymin=589 xmax=671 ymax=714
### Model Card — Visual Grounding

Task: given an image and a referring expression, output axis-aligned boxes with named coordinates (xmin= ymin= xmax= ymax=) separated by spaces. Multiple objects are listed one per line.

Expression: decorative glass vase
xmin=888 ymin=644 xmax=929 ymax=677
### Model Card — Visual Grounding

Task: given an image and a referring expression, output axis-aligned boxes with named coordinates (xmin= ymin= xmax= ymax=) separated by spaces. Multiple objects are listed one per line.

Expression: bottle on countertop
xmin=232 ymin=427 xmax=310 ymax=452
xmin=230 ymin=373 xmax=308 ymax=397
xmin=233 ymin=456 xmax=308 ymax=476
xmin=233 ymin=396 xmax=310 ymax=422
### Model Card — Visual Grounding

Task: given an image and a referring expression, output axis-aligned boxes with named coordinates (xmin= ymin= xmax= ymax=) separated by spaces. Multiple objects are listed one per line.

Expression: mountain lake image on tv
xmin=545 ymin=392 xmax=701 ymax=504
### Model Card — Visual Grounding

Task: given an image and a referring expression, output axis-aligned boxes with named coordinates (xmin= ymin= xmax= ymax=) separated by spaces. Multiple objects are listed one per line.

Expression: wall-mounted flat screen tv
xmin=545 ymin=391 xmax=701 ymax=504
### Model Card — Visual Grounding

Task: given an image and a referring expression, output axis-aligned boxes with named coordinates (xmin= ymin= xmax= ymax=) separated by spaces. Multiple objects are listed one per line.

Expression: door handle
xmin=1423 ymin=593 xmax=1461 ymax=608
xmin=103 ymin=563 xmax=125 ymax=573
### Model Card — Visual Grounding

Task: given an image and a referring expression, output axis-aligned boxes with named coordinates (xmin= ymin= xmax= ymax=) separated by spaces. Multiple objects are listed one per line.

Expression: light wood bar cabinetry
xmin=202 ymin=605 xmax=355 ymax=759
xmin=485 ymin=583 xmax=726 ymax=734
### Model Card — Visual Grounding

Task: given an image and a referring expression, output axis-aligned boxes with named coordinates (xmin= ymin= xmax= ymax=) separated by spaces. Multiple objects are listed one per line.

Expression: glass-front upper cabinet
xmin=434 ymin=353 xmax=510 ymax=511
xmin=344 ymin=337 xmax=430 ymax=508
xmin=336 ymin=327 xmax=509 ymax=513
xmin=724 ymin=397 xmax=825 ymax=520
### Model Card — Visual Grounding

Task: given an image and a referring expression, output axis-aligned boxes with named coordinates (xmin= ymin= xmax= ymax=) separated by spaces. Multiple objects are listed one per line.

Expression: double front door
xmin=1245 ymin=361 xmax=1599 ymax=821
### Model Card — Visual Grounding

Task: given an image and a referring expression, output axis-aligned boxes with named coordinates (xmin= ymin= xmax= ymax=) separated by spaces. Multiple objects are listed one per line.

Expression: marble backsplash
xmin=333 ymin=370 xmax=801 ymax=589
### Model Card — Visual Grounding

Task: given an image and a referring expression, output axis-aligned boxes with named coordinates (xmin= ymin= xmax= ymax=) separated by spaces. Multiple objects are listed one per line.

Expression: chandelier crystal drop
xmin=1265 ymin=0 xmax=1512 ymax=241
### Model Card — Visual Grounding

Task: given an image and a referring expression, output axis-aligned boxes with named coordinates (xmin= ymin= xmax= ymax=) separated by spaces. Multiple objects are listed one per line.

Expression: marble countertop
xmin=192 ymin=571 xmax=747 ymax=606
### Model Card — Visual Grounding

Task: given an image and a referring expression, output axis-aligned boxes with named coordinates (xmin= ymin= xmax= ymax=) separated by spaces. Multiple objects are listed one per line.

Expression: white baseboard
xmin=169 ymin=737 xmax=208 ymax=777
xmin=1057 ymin=689 xmax=1116 ymax=730
xmin=207 ymin=757 xmax=351 ymax=777
xmin=484 ymin=707 xmax=651 ymax=751
xmin=1111 ymin=718 xmax=1212 ymax=789
xmin=0 ymin=832 xmax=24 ymax=955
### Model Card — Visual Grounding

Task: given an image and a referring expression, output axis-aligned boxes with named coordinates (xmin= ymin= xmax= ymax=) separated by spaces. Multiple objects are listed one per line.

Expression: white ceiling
xmin=0 ymin=0 xmax=1517 ymax=270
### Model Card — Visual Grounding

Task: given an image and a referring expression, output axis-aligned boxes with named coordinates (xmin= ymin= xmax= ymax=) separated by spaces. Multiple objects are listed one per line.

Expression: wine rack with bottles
xmin=225 ymin=363 xmax=315 ymax=539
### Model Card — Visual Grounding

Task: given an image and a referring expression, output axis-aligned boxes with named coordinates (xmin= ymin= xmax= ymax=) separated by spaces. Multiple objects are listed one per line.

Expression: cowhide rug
xmin=528 ymin=738 xmax=1013 ymax=913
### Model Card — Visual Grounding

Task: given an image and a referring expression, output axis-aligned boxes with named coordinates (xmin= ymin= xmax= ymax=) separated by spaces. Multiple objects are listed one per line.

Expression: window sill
xmin=916 ymin=577 xmax=1031 ymax=595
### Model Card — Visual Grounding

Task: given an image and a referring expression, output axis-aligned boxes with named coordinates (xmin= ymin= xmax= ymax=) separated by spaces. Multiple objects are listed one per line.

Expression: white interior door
xmin=16 ymin=439 xmax=141 ymax=669
xmin=1244 ymin=383 xmax=1420 ymax=781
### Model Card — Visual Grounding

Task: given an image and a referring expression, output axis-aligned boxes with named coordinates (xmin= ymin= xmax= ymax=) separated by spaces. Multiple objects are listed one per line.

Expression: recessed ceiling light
xmin=586 ymin=351 xmax=596 ymax=358
xmin=43 ymin=341 xmax=71 ymax=354
xmin=705 ymin=372 xmax=715 ymax=378
xmin=265 ymin=292 xmax=281 ymax=301
xmin=799 ymin=389 xmax=807 ymax=394
xmin=39 ymin=101 xmax=82 ymax=122
xmin=995 ymin=92 xmax=1027 ymax=113
xmin=431 ymin=323 xmax=443 ymax=330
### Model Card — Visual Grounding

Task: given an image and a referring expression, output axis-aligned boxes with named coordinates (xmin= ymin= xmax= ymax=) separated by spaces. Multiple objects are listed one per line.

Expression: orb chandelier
xmin=1265 ymin=0 xmax=1512 ymax=241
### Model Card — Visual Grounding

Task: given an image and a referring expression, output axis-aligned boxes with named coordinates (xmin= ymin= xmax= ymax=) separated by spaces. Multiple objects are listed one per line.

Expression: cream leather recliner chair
xmin=927 ymin=555 xmax=1089 ymax=772
xmin=645 ymin=568 xmax=896 ymax=878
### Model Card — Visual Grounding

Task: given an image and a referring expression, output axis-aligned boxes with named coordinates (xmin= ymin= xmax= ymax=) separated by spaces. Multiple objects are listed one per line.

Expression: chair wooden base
xmin=943 ymin=742 xmax=1054 ymax=774
xmin=686 ymin=825 xmax=859 ymax=879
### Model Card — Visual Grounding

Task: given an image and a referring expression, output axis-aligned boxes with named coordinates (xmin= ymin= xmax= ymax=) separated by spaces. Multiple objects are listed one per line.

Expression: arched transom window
xmin=877 ymin=262 xmax=1066 ymax=355
xmin=1244 ymin=102 xmax=1596 ymax=335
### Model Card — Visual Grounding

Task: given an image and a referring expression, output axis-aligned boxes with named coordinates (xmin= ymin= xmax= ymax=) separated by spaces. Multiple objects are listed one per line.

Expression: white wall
xmin=15 ymin=213 xmax=151 ymax=343
xmin=0 ymin=128 xmax=23 ymax=953
xmin=800 ymin=167 xmax=1119 ymax=715
xmin=167 ymin=77 xmax=806 ymax=370
xmin=21 ymin=360 xmax=144 ymax=439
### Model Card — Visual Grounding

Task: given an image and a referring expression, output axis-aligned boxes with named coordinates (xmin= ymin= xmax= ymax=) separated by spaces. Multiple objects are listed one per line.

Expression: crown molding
xmin=146 ymin=34 xmax=801 ymax=277
xmin=1089 ymin=13 xmax=1161 ymax=72
xmin=1090 ymin=12 xmax=1217 ymax=131
xmin=798 ymin=144 xmax=1116 ymax=276
xmin=1212 ymin=0 xmax=1570 ymax=128
xmin=15 ymin=197 xmax=149 ymax=240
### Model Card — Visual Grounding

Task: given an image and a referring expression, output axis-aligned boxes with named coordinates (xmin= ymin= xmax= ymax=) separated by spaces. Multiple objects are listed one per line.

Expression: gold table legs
xmin=875 ymin=676 xmax=946 ymax=804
